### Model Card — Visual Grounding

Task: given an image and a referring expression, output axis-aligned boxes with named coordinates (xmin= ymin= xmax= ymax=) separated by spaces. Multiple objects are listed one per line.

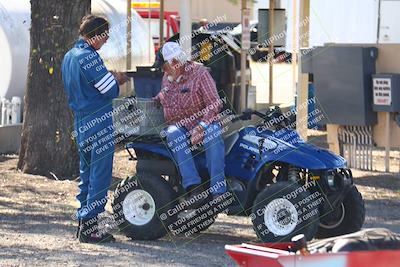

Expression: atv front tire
xmin=316 ymin=185 xmax=365 ymax=238
xmin=112 ymin=174 xmax=178 ymax=240
xmin=251 ymin=182 xmax=320 ymax=242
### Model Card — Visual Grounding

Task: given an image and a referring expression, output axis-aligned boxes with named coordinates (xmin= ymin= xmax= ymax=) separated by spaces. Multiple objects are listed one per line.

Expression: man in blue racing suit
xmin=62 ymin=15 xmax=128 ymax=243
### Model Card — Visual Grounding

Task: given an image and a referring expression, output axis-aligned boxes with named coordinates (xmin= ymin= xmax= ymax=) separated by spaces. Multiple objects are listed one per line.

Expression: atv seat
xmin=223 ymin=132 xmax=239 ymax=155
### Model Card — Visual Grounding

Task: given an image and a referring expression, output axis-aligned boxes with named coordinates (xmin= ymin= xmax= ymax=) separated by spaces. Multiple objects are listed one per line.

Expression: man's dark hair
xmin=152 ymin=47 xmax=165 ymax=69
xmin=79 ymin=15 xmax=109 ymax=39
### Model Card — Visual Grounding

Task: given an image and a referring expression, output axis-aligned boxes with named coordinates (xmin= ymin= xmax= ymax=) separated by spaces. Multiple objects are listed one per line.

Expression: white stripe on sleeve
xmin=100 ymin=80 xmax=116 ymax=94
xmin=94 ymin=72 xmax=112 ymax=88
xmin=97 ymin=75 xmax=114 ymax=91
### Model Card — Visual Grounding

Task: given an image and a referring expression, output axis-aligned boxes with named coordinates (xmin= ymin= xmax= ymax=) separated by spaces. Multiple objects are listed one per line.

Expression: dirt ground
xmin=0 ymin=149 xmax=399 ymax=267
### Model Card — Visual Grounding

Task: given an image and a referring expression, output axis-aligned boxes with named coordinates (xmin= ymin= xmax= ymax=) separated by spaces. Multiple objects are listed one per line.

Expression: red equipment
xmin=225 ymin=241 xmax=400 ymax=267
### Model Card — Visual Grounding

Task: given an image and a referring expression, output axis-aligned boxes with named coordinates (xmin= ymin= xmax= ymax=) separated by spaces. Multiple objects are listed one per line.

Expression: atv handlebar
xmin=231 ymin=106 xmax=289 ymax=129
xmin=231 ymin=109 xmax=266 ymax=122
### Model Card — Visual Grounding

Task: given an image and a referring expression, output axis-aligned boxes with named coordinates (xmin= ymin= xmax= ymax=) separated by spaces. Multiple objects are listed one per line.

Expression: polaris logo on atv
xmin=239 ymin=134 xmax=278 ymax=153
xmin=239 ymin=143 xmax=260 ymax=153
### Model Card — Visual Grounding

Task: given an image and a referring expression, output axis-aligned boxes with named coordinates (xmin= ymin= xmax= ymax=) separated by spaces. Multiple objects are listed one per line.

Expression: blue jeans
xmin=74 ymin=106 xmax=115 ymax=220
xmin=165 ymin=122 xmax=227 ymax=195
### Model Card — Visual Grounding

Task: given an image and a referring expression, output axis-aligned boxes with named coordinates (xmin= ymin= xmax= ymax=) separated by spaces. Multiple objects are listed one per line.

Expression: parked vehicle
xmin=111 ymin=106 xmax=365 ymax=242
xmin=229 ymin=21 xmax=291 ymax=62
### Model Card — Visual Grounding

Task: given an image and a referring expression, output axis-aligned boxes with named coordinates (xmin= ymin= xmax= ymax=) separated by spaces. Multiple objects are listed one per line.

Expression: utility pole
xmin=296 ymin=0 xmax=310 ymax=141
xmin=126 ymin=0 xmax=132 ymax=95
xmin=127 ymin=0 xmax=132 ymax=70
xmin=268 ymin=0 xmax=275 ymax=105
xmin=180 ymin=0 xmax=192 ymax=59
xmin=240 ymin=0 xmax=250 ymax=112
xmin=159 ymin=0 xmax=164 ymax=47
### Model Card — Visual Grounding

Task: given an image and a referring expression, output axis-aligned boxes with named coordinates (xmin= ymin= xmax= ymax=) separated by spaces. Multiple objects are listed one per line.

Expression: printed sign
xmin=373 ymin=78 xmax=392 ymax=106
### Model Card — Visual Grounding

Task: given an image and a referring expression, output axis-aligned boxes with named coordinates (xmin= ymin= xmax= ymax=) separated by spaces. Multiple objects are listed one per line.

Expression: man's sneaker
xmin=184 ymin=185 xmax=209 ymax=210
xmin=78 ymin=217 xmax=116 ymax=244
xmin=79 ymin=231 xmax=115 ymax=244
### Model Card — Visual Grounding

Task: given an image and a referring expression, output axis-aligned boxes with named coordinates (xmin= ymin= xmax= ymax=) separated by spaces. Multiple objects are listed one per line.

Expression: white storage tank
xmin=0 ymin=0 xmax=154 ymax=100
xmin=0 ymin=0 xmax=30 ymax=100
xmin=93 ymin=0 xmax=155 ymax=71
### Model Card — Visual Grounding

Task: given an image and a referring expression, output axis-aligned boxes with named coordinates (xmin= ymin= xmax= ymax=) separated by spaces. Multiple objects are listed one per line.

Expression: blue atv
xmin=111 ymin=107 xmax=365 ymax=242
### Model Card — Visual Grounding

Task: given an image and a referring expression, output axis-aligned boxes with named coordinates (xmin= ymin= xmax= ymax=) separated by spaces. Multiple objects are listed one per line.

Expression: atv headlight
xmin=326 ymin=171 xmax=335 ymax=187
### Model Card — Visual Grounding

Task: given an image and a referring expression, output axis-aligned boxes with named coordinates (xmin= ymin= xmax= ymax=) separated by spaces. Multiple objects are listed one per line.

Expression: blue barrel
xmin=131 ymin=67 xmax=163 ymax=98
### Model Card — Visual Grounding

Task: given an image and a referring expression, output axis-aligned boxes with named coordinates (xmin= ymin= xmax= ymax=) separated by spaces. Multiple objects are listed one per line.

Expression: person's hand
xmin=111 ymin=71 xmax=129 ymax=85
xmin=190 ymin=125 xmax=205 ymax=146
xmin=116 ymin=72 xmax=129 ymax=85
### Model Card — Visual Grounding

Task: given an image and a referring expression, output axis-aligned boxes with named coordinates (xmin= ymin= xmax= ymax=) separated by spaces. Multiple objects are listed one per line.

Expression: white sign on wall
xmin=373 ymin=78 xmax=392 ymax=106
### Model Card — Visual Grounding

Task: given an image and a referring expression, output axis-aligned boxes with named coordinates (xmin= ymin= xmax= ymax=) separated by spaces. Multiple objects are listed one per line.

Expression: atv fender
xmin=253 ymin=147 xmax=327 ymax=180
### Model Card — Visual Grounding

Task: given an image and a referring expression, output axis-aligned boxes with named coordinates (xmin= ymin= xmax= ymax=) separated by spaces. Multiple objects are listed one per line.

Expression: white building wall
xmin=284 ymin=0 xmax=380 ymax=49
xmin=309 ymin=0 xmax=379 ymax=46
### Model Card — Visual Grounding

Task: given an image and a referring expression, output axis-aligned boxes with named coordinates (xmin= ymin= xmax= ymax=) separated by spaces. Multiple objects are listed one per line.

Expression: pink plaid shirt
xmin=155 ymin=62 xmax=222 ymax=131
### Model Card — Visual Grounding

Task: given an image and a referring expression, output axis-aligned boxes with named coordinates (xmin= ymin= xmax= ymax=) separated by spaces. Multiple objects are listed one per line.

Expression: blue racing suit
xmin=62 ymin=39 xmax=119 ymax=220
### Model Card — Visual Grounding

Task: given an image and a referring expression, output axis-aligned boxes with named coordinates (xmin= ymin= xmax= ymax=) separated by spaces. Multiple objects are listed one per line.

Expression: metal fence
xmin=338 ymin=125 xmax=400 ymax=172
xmin=338 ymin=126 xmax=374 ymax=171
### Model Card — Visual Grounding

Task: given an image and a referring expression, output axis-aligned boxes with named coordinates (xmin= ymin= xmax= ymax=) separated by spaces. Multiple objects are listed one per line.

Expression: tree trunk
xmin=18 ymin=0 xmax=91 ymax=179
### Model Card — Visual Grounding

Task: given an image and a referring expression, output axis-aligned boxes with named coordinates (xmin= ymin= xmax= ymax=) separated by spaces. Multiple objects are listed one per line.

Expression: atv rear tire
xmin=251 ymin=182 xmax=319 ymax=242
xmin=316 ymin=185 xmax=365 ymax=239
xmin=112 ymin=174 xmax=178 ymax=240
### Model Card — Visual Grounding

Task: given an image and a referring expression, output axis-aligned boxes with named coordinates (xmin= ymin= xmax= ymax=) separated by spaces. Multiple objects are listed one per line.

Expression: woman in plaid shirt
xmin=154 ymin=42 xmax=227 ymax=209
